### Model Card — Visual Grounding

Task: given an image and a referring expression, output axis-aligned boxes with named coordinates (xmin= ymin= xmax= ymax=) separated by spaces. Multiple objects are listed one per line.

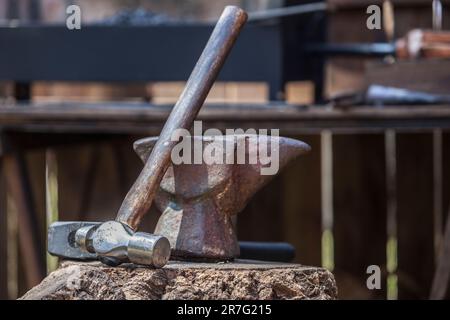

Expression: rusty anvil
xmin=133 ymin=135 xmax=309 ymax=261
xmin=47 ymin=6 xmax=310 ymax=267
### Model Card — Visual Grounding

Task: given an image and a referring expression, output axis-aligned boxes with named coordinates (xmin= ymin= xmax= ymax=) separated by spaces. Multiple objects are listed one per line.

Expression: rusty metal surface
xmin=116 ymin=6 xmax=248 ymax=231
xmin=134 ymin=135 xmax=310 ymax=260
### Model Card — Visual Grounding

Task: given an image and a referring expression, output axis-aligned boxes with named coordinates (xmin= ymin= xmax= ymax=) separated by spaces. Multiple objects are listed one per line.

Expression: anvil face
xmin=48 ymin=221 xmax=101 ymax=260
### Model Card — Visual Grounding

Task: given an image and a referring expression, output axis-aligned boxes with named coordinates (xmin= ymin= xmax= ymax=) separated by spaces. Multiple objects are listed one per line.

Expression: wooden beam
xmin=385 ymin=130 xmax=398 ymax=300
xmin=2 ymin=103 xmax=450 ymax=135
xmin=3 ymin=154 xmax=45 ymax=288
xmin=433 ymin=130 xmax=443 ymax=258
xmin=0 ymin=156 xmax=7 ymax=299
xmin=333 ymin=134 xmax=387 ymax=299
xmin=397 ymin=133 xmax=435 ymax=299
xmin=45 ymin=149 xmax=58 ymax=274
xmin=282 ymin=134 xmax=322 ymax=266
xmin=430 ymin=207 xmax=450 ymax=299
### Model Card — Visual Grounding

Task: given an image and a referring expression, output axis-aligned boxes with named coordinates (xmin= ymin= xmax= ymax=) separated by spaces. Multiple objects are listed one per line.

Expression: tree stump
xmin=20 ymin=260 xmax=337 ymax=300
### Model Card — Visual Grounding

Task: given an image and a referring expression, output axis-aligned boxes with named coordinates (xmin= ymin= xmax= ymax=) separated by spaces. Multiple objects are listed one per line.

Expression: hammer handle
xmin=116 ymin=6 xmax=248 ymax=230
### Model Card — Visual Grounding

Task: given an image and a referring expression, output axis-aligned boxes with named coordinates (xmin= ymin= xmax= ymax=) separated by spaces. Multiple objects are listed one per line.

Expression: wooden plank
xmin=56 ymin=143 xmax=121 ymax=222
xmin=76 ymin=146 xmax=101 ymax=221
xmin=282 ymin=135 xmax=322 ymax=265
xmin=0 ymin=156 xmax=6 ymax=299
xmin=148 ymin=82 xmax=268 ymax=104
xmin=33 ymin=82 xmax=149 ymax=102
xmin=430 ymin=207 xmax=450 ymax=299
xmin=25 ymin=150 xmax=46 ymax=241
xmin=433 ymin=130 xmax=443 ymax=258
xmin=2 ymin=104 xmax=450 ymax=135
xmin=430 ymin=130 xmax=450 ymax=299
xmin=442 ymin=131 xmax=450 ymax=246
xmin=3 ymin=154 xmax=45 ymax=290
xmin=45 ymin=149 xmax=59 ymax=274
xmin=19 ymin=150 xmax=46 ymax=295
xmin=333 ymin=134 xmax=387 ymax=299
xmin=385 ymin=130 xmax=398 ymax=300
xmin=397 ymin=133 xmax=435 ymax=299
xmin=55 ymin=138 xmax=160 ymax=232
xmin=366 ymin=60 xmax=450 ymax=95
xmin=321 ymin=131 xmax=334 ymax=270
xmin=3 ymin=103 xmax=450 ymax=121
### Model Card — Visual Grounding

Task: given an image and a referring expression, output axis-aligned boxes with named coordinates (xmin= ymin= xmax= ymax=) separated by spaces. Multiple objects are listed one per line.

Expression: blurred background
xmin=0 ymin=0 xmax=450 ymax=300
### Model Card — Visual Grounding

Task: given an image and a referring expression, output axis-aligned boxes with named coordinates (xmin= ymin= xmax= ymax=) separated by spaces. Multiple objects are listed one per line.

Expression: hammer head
xmin=48 ymin=221 xmax=100 ymax=260
xmin=48 ymin=221 xmax=171 ymax=267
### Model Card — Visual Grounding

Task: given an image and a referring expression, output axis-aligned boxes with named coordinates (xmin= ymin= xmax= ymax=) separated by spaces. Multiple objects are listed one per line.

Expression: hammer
xmin=48 ymin=6 xmax=248 ymax=267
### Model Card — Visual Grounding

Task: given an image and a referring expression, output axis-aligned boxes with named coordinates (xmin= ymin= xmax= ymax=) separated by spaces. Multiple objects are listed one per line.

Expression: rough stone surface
xmin=20 ymin=260 xmax=337 ymax=300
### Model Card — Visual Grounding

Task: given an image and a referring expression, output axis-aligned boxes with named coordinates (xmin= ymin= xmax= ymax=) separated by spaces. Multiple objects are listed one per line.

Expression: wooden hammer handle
xmin=116 ymin=6 xmax=248 ymax=230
